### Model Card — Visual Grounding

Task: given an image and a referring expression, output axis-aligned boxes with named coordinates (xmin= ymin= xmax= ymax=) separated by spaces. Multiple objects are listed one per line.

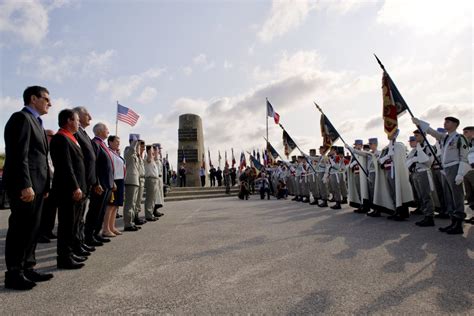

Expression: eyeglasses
xmin=39 ymin=96 xmax=51 ymax=103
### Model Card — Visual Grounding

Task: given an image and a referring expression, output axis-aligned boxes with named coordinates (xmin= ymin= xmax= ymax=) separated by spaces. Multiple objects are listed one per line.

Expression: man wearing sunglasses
xmin=3 ymin=86 xmax=54 ymax=290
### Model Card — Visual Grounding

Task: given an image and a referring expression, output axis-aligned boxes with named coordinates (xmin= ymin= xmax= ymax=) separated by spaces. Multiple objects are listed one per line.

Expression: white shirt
xmin=110 ymin=151 xmax=125 ymax=180
xmin=144 ymin=158 xmax=159 ymax=178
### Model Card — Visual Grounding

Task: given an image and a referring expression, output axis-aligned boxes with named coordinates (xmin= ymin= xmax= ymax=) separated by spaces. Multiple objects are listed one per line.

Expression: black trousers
xmin=84 ymin=189 xmax=111 ymax=239
xmin=260 ymin=187 xmax=270 ymax=200
xmin=200 ymin=175 xmax=206 ymax=187
xmin=74 ymin=187 xmax=90 ymax=249
xmin=179 ymin=176 xmax=186 ymax=187
xmin=5 ymin=192 xmax=44 ymax=271
xmin=39 ymin=191 xmax=57 ymax=236
xmin=57 ymin=198 xmax=84 ymax=258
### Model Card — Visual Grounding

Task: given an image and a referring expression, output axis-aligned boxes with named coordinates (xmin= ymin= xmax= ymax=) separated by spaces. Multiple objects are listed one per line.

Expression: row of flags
xmin=263 ymin=55 xmax=414 ymax=162
xmin=116 ymin=55 xmax=416 ymax=172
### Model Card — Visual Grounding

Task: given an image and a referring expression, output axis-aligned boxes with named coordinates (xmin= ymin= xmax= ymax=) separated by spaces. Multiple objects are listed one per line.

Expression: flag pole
xmin=277 ymin=123 xmax=318 ymax=175
xmin=263 ymin=136 xmax=286 ymax=162
xmin=265 ymin=97 xmax=269 ymax=161
xmin=115 ymin=101 xmax=119 ymax=135
xmin=313 ymin=101 xmax=370 ymax=179
xmin=374 ymin=54 xmax=442 ymax=169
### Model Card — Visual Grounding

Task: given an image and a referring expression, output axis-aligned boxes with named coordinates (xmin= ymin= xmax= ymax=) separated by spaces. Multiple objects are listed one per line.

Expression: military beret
xmin=445 ymin=116 xmax=460 ymax=125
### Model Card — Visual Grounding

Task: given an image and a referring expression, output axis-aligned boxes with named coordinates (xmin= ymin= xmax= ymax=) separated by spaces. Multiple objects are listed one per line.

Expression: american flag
xmin=117 ymin=103 xmax=139 ymax=126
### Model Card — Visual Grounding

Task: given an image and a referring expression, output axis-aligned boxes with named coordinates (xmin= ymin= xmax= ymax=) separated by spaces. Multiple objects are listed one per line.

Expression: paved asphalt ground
xmin=0 ymin=196 xmax=473 ymax=314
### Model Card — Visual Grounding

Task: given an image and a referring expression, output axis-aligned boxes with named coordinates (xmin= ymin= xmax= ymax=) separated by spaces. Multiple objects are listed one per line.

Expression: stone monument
xmin=177 ymin=114 xmax=206 ymax=187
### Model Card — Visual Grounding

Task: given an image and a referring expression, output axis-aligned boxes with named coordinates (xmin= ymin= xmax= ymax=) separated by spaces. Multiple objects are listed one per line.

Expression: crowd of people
xmin=238 ymin=117 xmax=473 ymax=235
xmin=3 ymin=86 xmax=167 ymax=291
xmin=2 ymin=86 xmax=473 ymax=292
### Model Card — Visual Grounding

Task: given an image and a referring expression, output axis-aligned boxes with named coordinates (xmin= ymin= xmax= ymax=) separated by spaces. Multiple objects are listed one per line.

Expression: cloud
xmin=137 ymin=86 xmax=158 ymax=104
xmin=258 ymin=0 xmax=316 ymax=43
xmin=18 ymin=49 xmax=117 ymax=83
xmin=364 ymin=116 xmax=382 ymax=130
xmin=377 ymin=0 xmax=472 ymax=35
xmin=0 ymin=0 xmax=73 ymax=46
xmin=257 ymin=0 xmax=364 ymax=43
xmin=97 ymin=67 xmax=165 ymax=101
xmin=420 ymin=104 xmax=473 ymax=123
xmin=82 ymin=49 xmax=117 ymax=75
xmin=0 ymin=0 xmax=49 ymax=45
xmin=182 ymin=66 xmax=193 ymax=76
xmin=223 ymin=60 xmax=233 ymax=70
xmin=192 ymin=53 xmax=215 ymax=71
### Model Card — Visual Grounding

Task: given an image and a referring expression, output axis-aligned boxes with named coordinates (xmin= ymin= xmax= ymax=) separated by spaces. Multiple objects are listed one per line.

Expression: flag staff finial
xmin=374 ymin=54 xmax=385 ymax=71
xmin=115 ymin=101 xmax=119 ymax=135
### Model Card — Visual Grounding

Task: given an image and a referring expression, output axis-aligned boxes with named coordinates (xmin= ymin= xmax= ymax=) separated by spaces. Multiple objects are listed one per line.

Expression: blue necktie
xmin=37 ymin=116 xmax=43 ymax=127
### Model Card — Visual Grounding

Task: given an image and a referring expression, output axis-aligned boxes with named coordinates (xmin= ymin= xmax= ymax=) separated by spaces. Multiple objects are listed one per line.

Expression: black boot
xmin=341 ymin=198 xmax=348 ymax=204
xmin=387 ymin=212 xmax=405 ymax=221
xmin=367 ymin=209 xmax=381 ymax=217
xmin=446 ymin=219 xmax=464 ymax=235
xmin=317 ymin=200 xmax=328 ymax=208
xmin=309 ymin=199 xmax=319 ymax=205
xmin=330 ymin=202 xmax=341 ymax=210
xmin=5 ymin=271 xmax=36 ymax=290
xmin=353 ymin=207 xmax=367 ymax=214
xmin=415 ymin=216 xmax=435 ymax=227
xmin=439 ymin=218 xmax=456 ymax=232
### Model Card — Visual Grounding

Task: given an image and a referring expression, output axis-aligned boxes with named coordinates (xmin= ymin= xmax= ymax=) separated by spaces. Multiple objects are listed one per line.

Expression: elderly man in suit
xmin=3 ymin=86 xmax=54 ymax=290
xmin=84 ymin=123 xmax=115 ymax=245
xmin=72 ymin=106 xmax=98 ymax=252
xmin=50 ymin=109 xmax=87 ymax=269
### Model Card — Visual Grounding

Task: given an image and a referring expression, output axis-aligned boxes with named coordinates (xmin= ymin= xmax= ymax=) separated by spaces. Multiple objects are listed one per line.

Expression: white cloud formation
xmin=192 ymin=53 xmax=215 ymax=71
xmin=377 ymin=0 xmax=473 ymax=35
xmin=182 ymin=66 xmax=193 ymax=76
xmin=82 ymin=49 xmax=117 ymax=75
xmin=223 ymin=60 xmax=233 ymax=70
xmin=0 ymin=0 xmax=73 ymax=46
xmin=18 ymin=49 xmax=117 ymax=83
xmin=151 ymin=45 xmax=472 ymax=165
xmin=137 ymin=86 xmax=158 ymax=104
xmin=97 ymin=67 xmax=165 ymax=101
xmin=0 ymin=0 xmax=49 ymax=45
xmin=257 ymin=0 xmax=365 ymax=43
xmin=258 ymin=0 xmax=316 ymax=43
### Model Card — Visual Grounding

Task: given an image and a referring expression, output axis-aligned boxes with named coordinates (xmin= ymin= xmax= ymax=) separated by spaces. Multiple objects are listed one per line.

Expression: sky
xmin=0 ymin=0 xmax=473 ymax=168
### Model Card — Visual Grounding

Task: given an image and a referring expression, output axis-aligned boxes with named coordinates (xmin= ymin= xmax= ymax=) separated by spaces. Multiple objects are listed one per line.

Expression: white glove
xmin=405 ymin=157 xmax=415 ymax=168
xmin=379 ymin=155 xmax=390 ymax=164
xmin=322 ymin=174 xmax=328 ymax=184
xmin=412 ymin=117 xmax=430 ymax=132
xmin=455 ymin=175 xmax=463 ymax=185
xmin=344 ymin=144 xmax=351 ymax=150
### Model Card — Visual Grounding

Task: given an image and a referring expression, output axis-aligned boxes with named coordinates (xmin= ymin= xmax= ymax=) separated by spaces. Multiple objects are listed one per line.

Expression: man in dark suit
xmin=3 ymin=86 xmax=54 ymax=290
xmin=84 ymin=123 xmax=115 ymax=245
xmin=50 ymin=109 xmax=87 ymax=269
xmin=72 ymin=106 xmax=99 ymax=251
xmin=37 ymin=129 xmax=58 ymax=243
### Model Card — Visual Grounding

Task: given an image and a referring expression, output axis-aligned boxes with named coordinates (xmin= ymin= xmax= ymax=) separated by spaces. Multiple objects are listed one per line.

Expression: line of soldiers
xmin=3 ymin=86 xmax=167 ymax=291
xmin=265 ymin=116 xmax=473 ymax=236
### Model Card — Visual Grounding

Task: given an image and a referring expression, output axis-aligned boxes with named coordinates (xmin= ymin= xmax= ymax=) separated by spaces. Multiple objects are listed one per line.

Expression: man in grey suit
xmin=3 ymin=86 xmax=54 ymax=290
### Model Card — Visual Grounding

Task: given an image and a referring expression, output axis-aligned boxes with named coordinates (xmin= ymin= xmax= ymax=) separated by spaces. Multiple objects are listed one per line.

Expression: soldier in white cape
xmin=374 ymin=130 xmax=414 ymax=220
xmin=346 ymin=142 xmax=370 ymax=213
